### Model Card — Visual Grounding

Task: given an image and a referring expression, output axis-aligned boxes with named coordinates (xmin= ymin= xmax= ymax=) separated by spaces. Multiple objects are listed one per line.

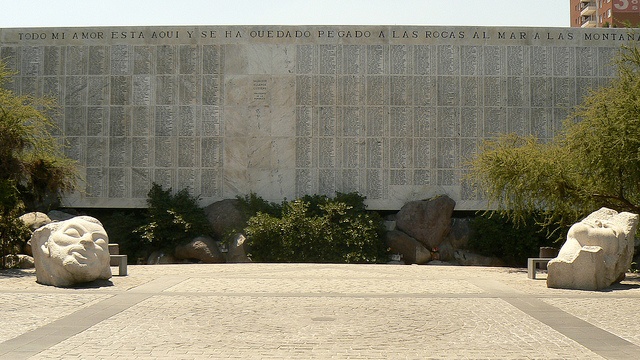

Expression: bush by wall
xmin=135 ymin=183 xmax=213 ymax=253
xmin=242 ymin=192 xmax=388 ymax=263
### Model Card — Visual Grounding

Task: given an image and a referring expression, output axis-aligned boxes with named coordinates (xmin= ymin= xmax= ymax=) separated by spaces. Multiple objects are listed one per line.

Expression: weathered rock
xmin=19 ymin=212 xmax=52 ymax=257
xmin=19 ymin=212 xmax=52 ymax=231
xmin=147 ymin=251 xmax=177 ymax=265
xmin=31 ymin=216 xmax=112 ymax=287
xmin=3 ymin=254 xmax=35 ymax=269
xmin=175 ymin=236 xmax=225 ymax=263
xmin=395 ymin=195 xmax=456 ymax=249
xmin=204 ymin=199 xmax=249 ymax=239
xmin=227 ymin=233 xmax=252 ymax=263
xmin=453 ymin=250 xmax=504 ymax=267
xmin=385 ymin=230 xmax=431 ymax=265
xmin=547 ymin=208 xmax=639 ymax=291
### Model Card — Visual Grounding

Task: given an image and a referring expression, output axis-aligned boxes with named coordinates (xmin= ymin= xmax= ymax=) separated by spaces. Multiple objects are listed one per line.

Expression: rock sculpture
xmin=31 ymin=216 xmax=112 ymax=287
xmin=395 ymin=195 xmax=455 ymax=250
xmin=547 ymin=208 xmax=639 ymax=290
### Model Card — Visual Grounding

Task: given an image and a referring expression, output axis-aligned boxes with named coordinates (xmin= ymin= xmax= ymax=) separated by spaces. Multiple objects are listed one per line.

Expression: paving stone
xmin=2 ymin=264 xmax=640 ymax=359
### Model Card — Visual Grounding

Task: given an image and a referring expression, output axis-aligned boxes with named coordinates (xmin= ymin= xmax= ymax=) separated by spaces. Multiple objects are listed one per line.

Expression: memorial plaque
xmin=132 ymin=168 xmax=151 ymax=198
xmin=110 ymin=75 xmax=131 ymax=105
xmin=202 ymin=75 xmax=220 ymax=105
xmin=0 ymin=25 xmax=625 ymax=209
xmin=65 ymin=46 xmax=87 ymax=75
xmin=109 ymin=106 xmax=129 ymax=137
xmin=132 ymin=106 xmax=152 ymax=136
xmin=134 ymin=46 xmax=153 ymax=75
xmin=109 ymin=137 xmax=130 ymax=167
xmin=178 ymin=137 xmax=197 ymax=168
xmin=111 ymin=45 xmax=131 ymax=75
xmin=88 ymin=76 xmax=109 ymax=105
xmin=506 ymin=46 xmax=525 ymax=76
xmin=64 ymin=76 xmax=87 ymax=106
xmin=64 ymin=137 xmax=84 ymax=163
xmin=202 ymin=106 xmax=221 ymax=136
xmin=203 ymin=45 xmax=221 ymax=75
xmin=108 ymin=168 xmax=127 ymax=198
xmin=89 ymin=46 xmax=108 ymax=75
xmin=133 ymin=75 xmax=151 ymax=105
xmin=43 ymin=76 xmax=61 ymax=100
xmin=461 ymin=45 xmax=480 ymax=76
xmin=132 ymin=138 xmax=150 ymax=167
xmin=202 ymin=138 xmax=223 ymax=168
xmin=156 ymin=45 xmax=175 ymax=74
xmin=64 ymin=107 xmax=86 ymax=137
xmin=86 ymin=168 xmax=106 ymax=198
xmin=44 ymin=46 xmax=61 ymax=76
xmin=414 ymin=138 xmax=431 ymax=168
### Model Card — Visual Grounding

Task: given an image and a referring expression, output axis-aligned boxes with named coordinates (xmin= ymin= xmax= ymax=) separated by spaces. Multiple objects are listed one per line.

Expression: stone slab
xmin=0 ymin=26 xmax=630 ymax=209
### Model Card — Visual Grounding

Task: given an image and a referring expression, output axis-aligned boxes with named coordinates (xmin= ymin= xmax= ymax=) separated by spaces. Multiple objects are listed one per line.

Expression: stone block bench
xmin=108 ymin=244 xmax=128 ymax=276
xmin=527 ymin=258 xmax=553 ymax=279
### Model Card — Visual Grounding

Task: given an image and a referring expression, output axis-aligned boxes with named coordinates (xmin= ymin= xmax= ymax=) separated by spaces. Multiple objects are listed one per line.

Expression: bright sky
xmin=0 ymin=0 xmax=570 ymax=28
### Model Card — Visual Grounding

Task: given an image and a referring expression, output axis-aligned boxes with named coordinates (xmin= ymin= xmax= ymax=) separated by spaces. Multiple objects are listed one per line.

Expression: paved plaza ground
xmin=1 ymin=263 xmax=640 ymax=359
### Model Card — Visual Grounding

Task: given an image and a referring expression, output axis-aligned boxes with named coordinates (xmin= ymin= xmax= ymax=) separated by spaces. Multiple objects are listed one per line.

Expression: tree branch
xmin=591 ymin=193 xmax=640 ymax=213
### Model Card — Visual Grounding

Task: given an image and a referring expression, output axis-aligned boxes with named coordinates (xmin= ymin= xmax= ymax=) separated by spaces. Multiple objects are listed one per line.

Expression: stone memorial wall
xmin=0 ymin=26 xmax=630 ymax=209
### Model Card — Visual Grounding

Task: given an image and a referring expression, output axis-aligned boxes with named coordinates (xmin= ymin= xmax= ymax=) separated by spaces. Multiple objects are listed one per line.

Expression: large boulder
xmin=19 ymin=212 xmax=52 ymax=231
xmin=175 ymin=236 xmax=225 ymax=263
xmin=547 ymin=208 xmax=639 ymax=290
xmin=31 ymin=216 xmax=112 ymax=287
xmin=395 ymin=195 xmax=456 ymax=250
xmin=204 ymin=199 xmax=249 ymax=239
xmin=385 ymin=230 xmax=431 ymax=265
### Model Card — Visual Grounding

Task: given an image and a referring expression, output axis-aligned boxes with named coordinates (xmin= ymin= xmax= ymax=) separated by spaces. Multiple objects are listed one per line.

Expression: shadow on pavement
xmin=0 ymin=269 xmax=35 ymax=278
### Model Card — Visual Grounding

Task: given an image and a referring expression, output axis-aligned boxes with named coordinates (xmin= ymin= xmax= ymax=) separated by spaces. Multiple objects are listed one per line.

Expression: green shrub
xmin=468 ymin=212 xmax=556 ymax=266
xmin=0 ymin=180 xmax=30 ymax=268
xmin=236 ymin=192 xmax=282 ymax=218
xmin=135 ymin=183 xmax=212 ymax=253
xmin=243 ymin=192 xmax=388 ymax=263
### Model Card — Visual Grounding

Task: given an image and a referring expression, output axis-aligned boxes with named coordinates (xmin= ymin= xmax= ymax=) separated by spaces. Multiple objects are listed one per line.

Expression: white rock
xmin=547 ymin=208 xmax=639 ymax=290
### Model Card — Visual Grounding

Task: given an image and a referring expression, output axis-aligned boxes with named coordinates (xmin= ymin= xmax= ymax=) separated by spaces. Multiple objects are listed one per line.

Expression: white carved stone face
xmin=46 ymin=217 xmax=109 ymax=269
xmin=32 ymin=216 xmax=112 ymax=287
xmin=567 ymin=219 xmax=622 ymax=252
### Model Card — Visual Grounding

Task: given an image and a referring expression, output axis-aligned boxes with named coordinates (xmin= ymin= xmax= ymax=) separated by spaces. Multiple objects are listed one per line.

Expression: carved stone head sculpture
xmin=547 ymin=208 xmax=639 ymax=290
xmin=31 ymin=216 xmax=112 ymax=287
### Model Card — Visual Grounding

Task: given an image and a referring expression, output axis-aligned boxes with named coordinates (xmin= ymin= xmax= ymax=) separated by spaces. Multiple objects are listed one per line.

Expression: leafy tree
xmin=0 ymin=60 xmax=77 ymax=210
xmin=0 ymin=60 xmax=77 ymax=267
xmin=468 ymin=43 xmax=640 ymax=235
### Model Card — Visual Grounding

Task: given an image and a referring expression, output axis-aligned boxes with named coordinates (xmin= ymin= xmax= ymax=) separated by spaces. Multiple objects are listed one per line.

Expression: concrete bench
xmin=108 ymin=244 xmax=128 ymax=276
xmin=527 ymin=258 xmax=553 ymax=279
